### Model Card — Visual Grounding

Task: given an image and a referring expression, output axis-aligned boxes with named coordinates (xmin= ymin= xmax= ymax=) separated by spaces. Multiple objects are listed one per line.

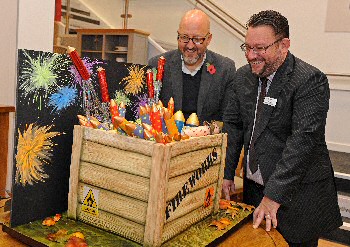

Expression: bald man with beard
xmin=148 ymin=9 xmax=236 ymax=126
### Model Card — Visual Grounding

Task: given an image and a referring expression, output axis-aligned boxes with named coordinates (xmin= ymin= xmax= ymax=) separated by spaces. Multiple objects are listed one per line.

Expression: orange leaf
xmin=209 ymin=220 xmax=227 ymax=230
xmin=219 ymin=217 xmax=231 ymax=226
xmin=42 ymin=217 xmax=56 ymax=226
xmin=237 ymin=202 xmax=255 ymax=212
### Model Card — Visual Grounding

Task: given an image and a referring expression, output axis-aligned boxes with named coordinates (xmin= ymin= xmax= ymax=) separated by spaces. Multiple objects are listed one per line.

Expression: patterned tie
xmin=249 ymin=77 xmax=268 ymax=173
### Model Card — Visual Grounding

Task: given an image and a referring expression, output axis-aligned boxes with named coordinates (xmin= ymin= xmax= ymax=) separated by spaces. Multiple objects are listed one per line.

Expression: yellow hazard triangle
xmin=82 ymin=188 xmax=99 ymax=216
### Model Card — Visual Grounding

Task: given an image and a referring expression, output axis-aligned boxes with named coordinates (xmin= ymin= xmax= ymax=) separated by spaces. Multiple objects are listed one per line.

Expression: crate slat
xmin=77 ymin=183 xmax=148 ymax=225
xmin=81 ymin=140 xmax=152 ymax=177
xmin=80 ymin=161 xmax=150 ymax=201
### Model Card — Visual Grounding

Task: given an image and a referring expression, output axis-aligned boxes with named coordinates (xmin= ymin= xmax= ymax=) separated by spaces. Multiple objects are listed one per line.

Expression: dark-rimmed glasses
xmin=240 ymin=38 xmax=283 ymax=55
xmin=177 ymin=32 xmax=210 ymax=45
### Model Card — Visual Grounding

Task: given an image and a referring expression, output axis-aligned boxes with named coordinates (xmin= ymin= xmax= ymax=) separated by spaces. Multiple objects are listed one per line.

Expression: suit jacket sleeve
xmin=222 ymin=72 xmax=244 ymax=181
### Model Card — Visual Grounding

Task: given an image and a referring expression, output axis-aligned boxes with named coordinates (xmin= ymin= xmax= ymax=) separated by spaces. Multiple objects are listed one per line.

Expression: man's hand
xmin=222 ymin=179 xmax=235 ymax=200
xmin=253 ymin=196 xmax=280 ymax=231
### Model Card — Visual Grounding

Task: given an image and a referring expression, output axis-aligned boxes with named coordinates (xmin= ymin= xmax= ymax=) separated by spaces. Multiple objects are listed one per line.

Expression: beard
xmin=181 ymin=47 xmax=204 ymax=65
xmin=250 ymin=53 xmax=284 ymax=78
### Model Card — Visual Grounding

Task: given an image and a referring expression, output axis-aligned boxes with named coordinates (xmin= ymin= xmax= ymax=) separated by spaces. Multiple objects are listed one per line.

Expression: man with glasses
xmin=222 ymin=10 xmax=342 ymax=246
xmin=148 ymin=9 xmax=236 ymax=123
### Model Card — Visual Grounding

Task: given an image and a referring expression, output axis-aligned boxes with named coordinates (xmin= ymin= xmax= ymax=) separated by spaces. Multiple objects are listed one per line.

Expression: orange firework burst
xmin=15 ymin=123 xmax=61 ymax=186
xmin=120 ymin=64 xmax=146 ymax=95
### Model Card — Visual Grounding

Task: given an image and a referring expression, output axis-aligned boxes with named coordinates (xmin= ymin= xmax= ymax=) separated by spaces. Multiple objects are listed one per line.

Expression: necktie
xmin=249 ymin=77 xmax=268 ymax=173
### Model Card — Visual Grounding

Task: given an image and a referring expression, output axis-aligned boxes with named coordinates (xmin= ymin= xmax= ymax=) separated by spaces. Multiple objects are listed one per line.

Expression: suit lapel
xmin=169 ymin=51 xmax=183 ymax=110
xmin=197 ymin=53 xmax=212 ymax=117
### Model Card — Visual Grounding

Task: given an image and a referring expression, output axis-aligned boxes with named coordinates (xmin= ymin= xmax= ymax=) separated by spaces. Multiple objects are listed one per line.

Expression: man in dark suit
xmin=222 ymin=10 xmax=342 ymax=246
xmin=148 ymin=9 xmax=236 ymax=123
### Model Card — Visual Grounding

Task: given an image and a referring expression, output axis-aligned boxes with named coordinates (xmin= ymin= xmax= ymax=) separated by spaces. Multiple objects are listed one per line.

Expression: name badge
xmin=263 ymin=97 xmax=277 ymax=107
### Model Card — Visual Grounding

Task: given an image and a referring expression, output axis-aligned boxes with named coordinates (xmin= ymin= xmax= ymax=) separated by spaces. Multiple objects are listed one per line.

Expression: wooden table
xmin=0 ymin=221 xmax=287 ymax=246
xmin=0 ymin=105 xmax=15 ymax=198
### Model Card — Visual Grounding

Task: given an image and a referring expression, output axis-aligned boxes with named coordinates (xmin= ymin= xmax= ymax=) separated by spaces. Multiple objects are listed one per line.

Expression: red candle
xmin=156 ymin=56 xmax=166 ymax=82
xmin=151 ymin=104 xmax=162 ymax=133
xmin=67 ymin=46 xmax=90 ymax=80
xmin=146 ymin=69 xmax=154 ymax=99
xmin=97 ymin=67 xmax=110 ymax=103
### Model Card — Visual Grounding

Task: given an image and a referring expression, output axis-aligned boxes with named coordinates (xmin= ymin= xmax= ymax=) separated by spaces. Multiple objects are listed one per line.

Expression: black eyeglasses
xmin=177 ymin=32 xmax=210 ymax=45
xmin=240 ymin=38 xmax=283 ymax=55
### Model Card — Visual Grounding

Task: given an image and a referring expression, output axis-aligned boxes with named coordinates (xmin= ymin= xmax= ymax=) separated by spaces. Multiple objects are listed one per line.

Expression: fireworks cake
xmin=67 ymin=125 xmax=227 ymax=246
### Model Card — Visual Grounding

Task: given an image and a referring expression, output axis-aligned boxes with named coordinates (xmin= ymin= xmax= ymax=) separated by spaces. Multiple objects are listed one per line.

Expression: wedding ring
xmin=265 ymin=214 xmax=271 ymax=219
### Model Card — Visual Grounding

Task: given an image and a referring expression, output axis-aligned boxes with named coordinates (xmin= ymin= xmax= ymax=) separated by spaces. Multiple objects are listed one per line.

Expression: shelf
xmin=76 ymin=29 xmax=150 ymax=64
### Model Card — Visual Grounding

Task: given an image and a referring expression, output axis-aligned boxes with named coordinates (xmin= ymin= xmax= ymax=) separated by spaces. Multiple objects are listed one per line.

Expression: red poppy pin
xmin=206 ymin=62 xmax=216 ymax=75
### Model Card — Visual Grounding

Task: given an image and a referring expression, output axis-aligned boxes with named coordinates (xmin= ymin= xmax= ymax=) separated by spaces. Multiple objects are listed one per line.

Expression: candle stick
xmin=167 ymin=97 xmax=174 ymax=116
xmin=174 ymin=110 xmax=185 ymax=133
xmin=119 ymin=102 xmax=126 ymax=118
xmin=97 ymin=67 xmax=110 ymax=103
xmin=67 ymin=46 xmax=90 ymax=80
xmin=146 ymin=69 xmax=154 ymax=103
xmin=151 ymin=104 xmax=162 ymax=133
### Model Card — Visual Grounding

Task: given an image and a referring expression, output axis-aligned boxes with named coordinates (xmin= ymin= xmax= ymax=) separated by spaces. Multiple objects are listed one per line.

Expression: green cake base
xmin=3 ymin=207 xmax=252 ymax=247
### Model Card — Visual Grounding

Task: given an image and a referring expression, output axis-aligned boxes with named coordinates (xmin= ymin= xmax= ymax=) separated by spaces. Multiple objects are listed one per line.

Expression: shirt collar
xmin=181 ymin=53 xmax=206 ymax=76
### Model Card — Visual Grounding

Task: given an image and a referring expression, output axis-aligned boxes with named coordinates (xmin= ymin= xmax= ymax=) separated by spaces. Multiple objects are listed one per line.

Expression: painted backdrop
xmin=11 ymin=49 xmax=149 ymax=227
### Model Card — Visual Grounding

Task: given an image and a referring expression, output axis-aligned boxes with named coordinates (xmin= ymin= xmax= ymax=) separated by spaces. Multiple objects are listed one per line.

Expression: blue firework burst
xmin=48 ymin=86 xmax=77 ymax=112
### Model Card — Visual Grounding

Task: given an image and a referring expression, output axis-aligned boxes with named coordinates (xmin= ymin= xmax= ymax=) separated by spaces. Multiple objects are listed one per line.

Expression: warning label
xmin=81 ymin=187 xmax=99 ymax=216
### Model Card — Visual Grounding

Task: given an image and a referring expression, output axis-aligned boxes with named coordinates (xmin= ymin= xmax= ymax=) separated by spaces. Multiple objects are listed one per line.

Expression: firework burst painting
xmin=120 ymin=64 xmax=146 ymax=95
xmin=18 ymin=50 xmax=71 ymax=110
xmin=11 ymin=49 xmax=151 ymax=227
xmin=15 ymin=124 xmax=61 ymax=186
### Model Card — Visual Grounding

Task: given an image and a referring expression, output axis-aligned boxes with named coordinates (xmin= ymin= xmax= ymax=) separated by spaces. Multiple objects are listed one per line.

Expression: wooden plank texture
xmin=168 ymin=147 xmax=222 ymax=178
xmin=67 ymin=125 xmax=84 ymax=219
xmin=77 ymin=206 xmax=145 ymax=244
xmin=83 ymin=127 xmax=153 ymax=156
xmin=81 ymin=140 xmax=152 ymax=178
xmin=77 ymin=183 xmax=148 ymax=225
xmin=79 ymin=161 xmax=150 ymax=202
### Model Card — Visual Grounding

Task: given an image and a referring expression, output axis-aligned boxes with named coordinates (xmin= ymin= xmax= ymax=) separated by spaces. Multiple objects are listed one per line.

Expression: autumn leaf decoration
xmin=206 ymin=62 xmax=216 ymax=75
xmin=210 ymin=218 xmax=231 ymax=230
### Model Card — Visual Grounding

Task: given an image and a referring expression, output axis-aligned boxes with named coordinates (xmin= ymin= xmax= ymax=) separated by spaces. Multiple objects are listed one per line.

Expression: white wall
xmin=0 ymin=0 xmax=18 ymax=106
xmin=17 ymin=0 xmax=55 ymax=52
xmin=3 ymin=0 xmax=55 ymax=192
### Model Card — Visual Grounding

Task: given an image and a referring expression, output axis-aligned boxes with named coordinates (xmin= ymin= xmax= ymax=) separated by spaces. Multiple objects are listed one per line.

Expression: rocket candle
xmin=113 ymin=116 xmax=132 ymax=136
xmin=67 ymin=46 xmax=90 ymax=80
xmin=139 ymin=105 xmax=152 ymax=125
xmin=110 ymin=99 xmax=119 ymax=124
xmin=160 ymin=107 xmax=168 ymax=134
xmin=77 ymin=115 xmax=93 ymax=128
xmin=174 ymin=110 xmax=185 ymax=133
xmin=142 ymin=123 xmax=158 ymax=138
xmin=97 ymin=67 xmax=110 ymax=103
xmin=119 ymin=102 xmax=126 ymax=118
xmin=125 ymin=123 xmax=144 ymax=139
xmin=156 ymin=56 xmax=166 ymax=82
xmin=164 ymin=109 xmax=179 ymax=138
xmin=89 ymin=116 xmax=109 ymax=131
xmin=167 ymin=97 xmax=174 ymax=116
xmin=151 ymin=104 xmax=162 ymax=133
xmin=146 ymin=69 xmax=154 ymax=99
xmin=186 ymin=113 xmax=200 ymax=127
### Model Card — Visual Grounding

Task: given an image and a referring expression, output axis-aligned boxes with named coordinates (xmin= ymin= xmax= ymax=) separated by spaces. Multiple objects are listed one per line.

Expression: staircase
xmin=54 ymin=0 xmax=109 ymax=53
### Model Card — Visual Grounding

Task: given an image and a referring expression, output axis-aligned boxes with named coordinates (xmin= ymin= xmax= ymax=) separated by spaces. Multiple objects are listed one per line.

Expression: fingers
xmin=253 ymin=210 xmax=264 ymax=229
xmin=265 ymin=214 xmax=272 ymax=231
xmin=271 ymin=214 xmax=278 ymax=229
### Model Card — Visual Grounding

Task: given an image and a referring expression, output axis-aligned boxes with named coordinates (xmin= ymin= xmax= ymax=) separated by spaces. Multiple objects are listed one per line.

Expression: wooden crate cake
xmin=68 ymin=125 xmax=227 ymax=246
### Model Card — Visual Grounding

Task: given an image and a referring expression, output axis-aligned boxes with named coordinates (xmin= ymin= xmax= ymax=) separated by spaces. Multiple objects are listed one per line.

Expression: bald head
xmin=178 ymin=9 xmax=210 ymax=34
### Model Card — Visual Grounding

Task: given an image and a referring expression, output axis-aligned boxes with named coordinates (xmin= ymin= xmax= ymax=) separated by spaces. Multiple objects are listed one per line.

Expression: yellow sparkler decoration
xmin=120 ymin=64 xmax=146 ymax=95
xmin=15 ymin=123 xmax=61 ymax=186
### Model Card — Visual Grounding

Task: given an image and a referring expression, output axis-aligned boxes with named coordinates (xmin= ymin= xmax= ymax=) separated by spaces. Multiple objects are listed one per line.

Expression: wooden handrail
xmin=194 ymin=0 xmax=246 ymax=39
